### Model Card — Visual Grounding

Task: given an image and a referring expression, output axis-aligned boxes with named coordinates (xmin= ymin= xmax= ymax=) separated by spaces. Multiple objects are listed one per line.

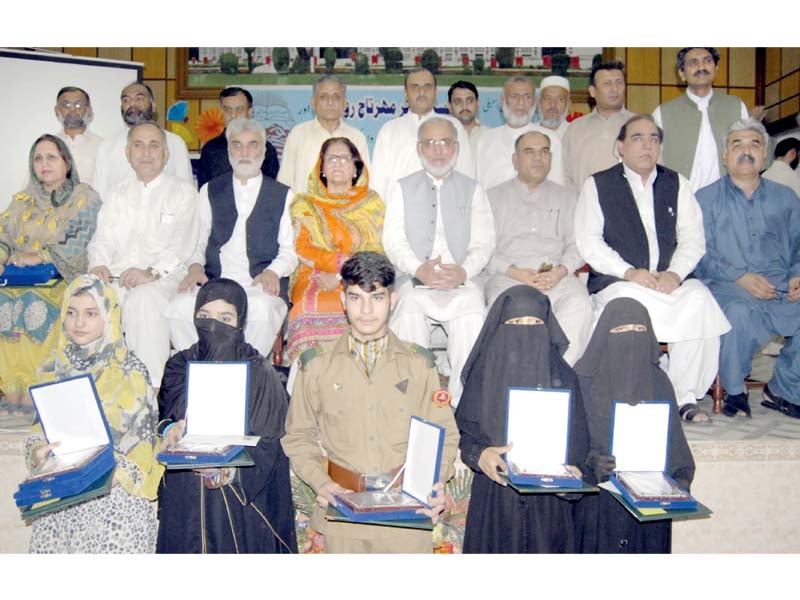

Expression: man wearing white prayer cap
xmin=538 ymin=75 xmax=571 ymax=138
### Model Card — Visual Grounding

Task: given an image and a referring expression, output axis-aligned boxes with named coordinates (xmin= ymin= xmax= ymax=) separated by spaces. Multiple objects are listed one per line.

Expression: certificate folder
xmin=19 ymin=468 xmax=115 ymax=521
xmin=501 ymin=473 xmax=598 ymax=495
xmin=600 ymin=482 xmax=712 ymax=522
xmin=504 ymin=387 xmax=583 ymax=488
xmin=324 ymin=505 xmax=434 ymax=530
xmin=15 ymin=374 xmax=115 ymax=507
xmin=157 ymin=361 xmax=259 ymax=468
xmin=332 ymin=416 xmax=444 ymax=523
xmin=609 ymin=401 xmax=698 ymax=510
xmin=160 ymin=447 xmax=254 ymax=470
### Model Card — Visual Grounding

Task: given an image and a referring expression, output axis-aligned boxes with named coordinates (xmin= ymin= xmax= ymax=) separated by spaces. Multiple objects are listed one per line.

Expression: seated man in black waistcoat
xmin=166 ymin=117 xmax=297 ymax=357
xmin=197 ymin=87 xmax=280 ymax=188
xmin=573 ymin=114 xmax=730 ymax=424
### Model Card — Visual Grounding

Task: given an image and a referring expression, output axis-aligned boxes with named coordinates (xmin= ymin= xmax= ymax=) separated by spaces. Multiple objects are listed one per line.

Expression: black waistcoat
xmin=588 ymin=163 xmax=679 ymax=294
xmin=204 ymin=174 xmax=288 ymax=279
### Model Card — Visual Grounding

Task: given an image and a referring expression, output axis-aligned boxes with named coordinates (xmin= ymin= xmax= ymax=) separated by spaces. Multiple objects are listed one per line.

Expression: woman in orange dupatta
xmin=287 ymin=137 xmax=385 ymax=362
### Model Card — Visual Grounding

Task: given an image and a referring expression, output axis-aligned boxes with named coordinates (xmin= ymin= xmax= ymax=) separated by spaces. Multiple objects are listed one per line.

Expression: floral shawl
xmin=31 ymin=275 xmax=164 ymax=500
xmin=0 ymin=136 xmax=101 ymax=280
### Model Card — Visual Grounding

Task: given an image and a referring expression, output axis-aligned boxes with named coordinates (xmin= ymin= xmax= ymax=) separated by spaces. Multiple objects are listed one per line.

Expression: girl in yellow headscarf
xmin=26 ymin=274 xmax=163 ymax=553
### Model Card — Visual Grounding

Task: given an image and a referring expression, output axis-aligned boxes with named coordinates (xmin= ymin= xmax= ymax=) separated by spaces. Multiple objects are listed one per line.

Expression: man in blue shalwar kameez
xmin=695 ymin=118 xmax=800 ymax=419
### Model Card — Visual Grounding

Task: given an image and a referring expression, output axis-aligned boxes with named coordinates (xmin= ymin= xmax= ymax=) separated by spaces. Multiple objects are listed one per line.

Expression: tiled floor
xmin=684 ymin=353 xmax=800 ymax=443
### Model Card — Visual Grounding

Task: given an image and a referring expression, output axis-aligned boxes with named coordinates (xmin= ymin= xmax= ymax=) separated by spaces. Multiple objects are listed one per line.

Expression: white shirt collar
xmin=425 ymin=169 xmax=452 ymax=187
xmin=234 ymin=172 xmax=263 ymax=190
xmin=622 ymin=162 xmax=657 ymax=190
xmin=687 ymin=87 xmax=714 ymax=108
xmin=138 ymin=171 xmax=166 ymax=189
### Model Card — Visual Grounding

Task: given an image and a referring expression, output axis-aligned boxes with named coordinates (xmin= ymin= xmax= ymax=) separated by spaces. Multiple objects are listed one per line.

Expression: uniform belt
xmin=327 ymin=460 xmax=403 ymax=493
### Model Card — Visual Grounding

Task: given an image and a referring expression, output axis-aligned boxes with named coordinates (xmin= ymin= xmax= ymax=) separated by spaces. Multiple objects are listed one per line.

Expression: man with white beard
xmin=54 ymin=86 xmax=103 ymax=183
xmin=475 ymin=75 xmax=565 ymax=191
xmin=383 ymin=117 xmax=495 ymax=408
xmin=165 ymin=118 xmax=297 ymax=358
xmin=537 ymin=75 xmax=571 ymax=138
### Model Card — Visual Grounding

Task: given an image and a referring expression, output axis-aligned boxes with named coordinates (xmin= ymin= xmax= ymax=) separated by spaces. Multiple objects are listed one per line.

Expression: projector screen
xmin=0 ymin=48 xmax=143 ymax=211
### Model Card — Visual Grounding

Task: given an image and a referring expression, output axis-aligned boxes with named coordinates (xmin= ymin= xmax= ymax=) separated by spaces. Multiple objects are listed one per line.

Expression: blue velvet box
xmin=609 ymin=400 xmax=698 ymax=510
xmin=15 ymin=374 xmax=114 ymax=507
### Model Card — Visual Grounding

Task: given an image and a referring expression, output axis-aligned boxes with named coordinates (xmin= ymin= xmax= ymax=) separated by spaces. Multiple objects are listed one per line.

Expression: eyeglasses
xmin=507 ymin=93 xmax=534 ymax=103
xmin=222 ymin=105 xmax=248 ymax=116
xmin=323 ymin=153 xmax=353 ymax=164
xmin=58 ymin=100 xmax=86 ymax=110
xmin=420 ymin=138 xmax=456 ymax=148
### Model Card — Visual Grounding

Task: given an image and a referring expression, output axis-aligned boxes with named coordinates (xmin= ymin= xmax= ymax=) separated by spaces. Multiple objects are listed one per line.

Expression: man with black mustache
xmin=695 ymin=118 xmax=800 ymax=420
xmin=574 ymin=114 xmax=731 ymax=424
xmin=654 ymin=47 xmax=749 ymax=192
xmin=93 ymin=81 xmax=193 ymax=199
xmin=448 ymin=80 xmax=486 ymax=153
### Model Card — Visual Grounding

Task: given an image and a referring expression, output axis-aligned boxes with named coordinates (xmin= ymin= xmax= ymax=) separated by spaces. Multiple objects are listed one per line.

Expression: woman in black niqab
xmin=455 ymin=285 xmax=589 ymax=553
xmin=573 ymin=297 xmax=695 ymax=553
xmin=156 ymin=278 xmax=297 ymax=553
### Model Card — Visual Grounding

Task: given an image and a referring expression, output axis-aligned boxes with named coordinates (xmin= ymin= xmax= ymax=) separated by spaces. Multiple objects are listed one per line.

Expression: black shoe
xmin=722 ymin=392 xmax=751 ymax=418
xmin=763 ymin=385 xmax=800 ymax=419
xmin=762 ymin=384 xmax=787 ymax=412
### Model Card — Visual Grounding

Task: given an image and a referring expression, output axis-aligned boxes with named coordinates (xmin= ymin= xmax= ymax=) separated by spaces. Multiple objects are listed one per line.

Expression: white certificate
xmin=30 ymin=375 xmax=109 ymax=456
xmin=611 ymin=401 xmax=671 ymax=472
xmin=182 ymin=362 xmax=259 ymax=447
xmin=506 ymin=387 xmax=571 ymax=473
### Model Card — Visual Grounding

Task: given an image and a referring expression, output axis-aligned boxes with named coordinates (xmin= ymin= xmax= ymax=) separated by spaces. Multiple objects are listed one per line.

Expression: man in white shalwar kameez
xmin=574 ymin=114 xmax=730 ymax=423
xmin=370 ymin=68 xmax=475 ymax=202
xmin=166 ymin=118 xmax=297 ymax=357
xmin=277 ymin=75 xmax=371 ymax=194
xmin=88 ymin=121 xmax=198 ymax=388
xmin=475 ymin=75 xmax=565 ymax=191
xmin=383 ymin=117 xmax=494 ymax=408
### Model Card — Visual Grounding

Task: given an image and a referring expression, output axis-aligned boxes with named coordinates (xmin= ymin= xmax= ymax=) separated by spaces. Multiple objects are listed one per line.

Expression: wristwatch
xmin=146 ymin=266 xmax=161 ymax=280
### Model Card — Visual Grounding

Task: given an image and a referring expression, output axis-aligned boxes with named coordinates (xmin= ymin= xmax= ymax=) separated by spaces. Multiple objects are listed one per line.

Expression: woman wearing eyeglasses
xmin=286 ymin=137 xmax=385 ymax=363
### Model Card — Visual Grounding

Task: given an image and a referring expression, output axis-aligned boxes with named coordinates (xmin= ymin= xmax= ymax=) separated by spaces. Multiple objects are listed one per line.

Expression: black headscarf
xmin=456 ymin=286 xmax=585 ymax=462
xmin=573 ymin=298 xmax=694 ymax=488
xmin=193 ymin=278 xmax=249 ymax=361
xmin=160 ymin=278 xmax=286 ymax=441
xmin=156 ymin=279 xmax=297 ymax=553
xmin=574 ymin=297 xmax=663 ymax=406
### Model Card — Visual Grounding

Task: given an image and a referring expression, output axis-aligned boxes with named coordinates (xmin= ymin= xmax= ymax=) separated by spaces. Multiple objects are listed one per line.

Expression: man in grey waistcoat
xmin=382 ymin=117 xmax=495 ymax=408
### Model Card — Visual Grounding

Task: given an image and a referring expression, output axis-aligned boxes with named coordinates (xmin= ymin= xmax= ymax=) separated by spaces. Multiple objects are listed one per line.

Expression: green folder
xmin=602 ymin=483 xmax=713 ymax=522
xmin=501 ymin=473 xmax=599 ymax=495
xmin=161 ymin=448 xmax=255 ymax=470
xmin=20 ymin=468 xmax=115 ymax=521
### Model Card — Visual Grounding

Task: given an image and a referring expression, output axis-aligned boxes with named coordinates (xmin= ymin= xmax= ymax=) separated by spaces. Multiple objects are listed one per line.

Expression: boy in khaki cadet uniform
xmin=282 ymin=251 xmax=459 ymax=553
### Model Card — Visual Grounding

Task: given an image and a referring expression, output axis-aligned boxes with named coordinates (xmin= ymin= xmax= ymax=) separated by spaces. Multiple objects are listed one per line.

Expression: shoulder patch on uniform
xmin=299 ymin=346 xmax=323 ymax=369
xmin=409 ymin=343 xmax=436 ymax=368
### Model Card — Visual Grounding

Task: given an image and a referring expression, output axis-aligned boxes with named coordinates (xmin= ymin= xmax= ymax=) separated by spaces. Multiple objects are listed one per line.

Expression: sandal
xmin=763 ymin=385 xmax=800 ymax=419
xmin=722 ymin=392 xmax=751 ymax=418
xmin=679 ymin=403 xmax=712 ymax=424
